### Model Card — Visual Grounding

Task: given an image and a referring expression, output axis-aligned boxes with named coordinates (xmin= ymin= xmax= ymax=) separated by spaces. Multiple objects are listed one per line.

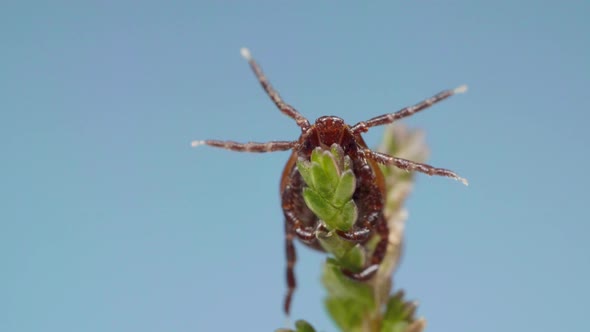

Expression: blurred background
xmin=2 ymin=1 xmax=589 ymax=331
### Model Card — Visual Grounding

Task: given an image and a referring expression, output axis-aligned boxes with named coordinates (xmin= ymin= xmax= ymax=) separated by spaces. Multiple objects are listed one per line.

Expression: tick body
xmin=193 ymin=48 xmax=467 ymax=315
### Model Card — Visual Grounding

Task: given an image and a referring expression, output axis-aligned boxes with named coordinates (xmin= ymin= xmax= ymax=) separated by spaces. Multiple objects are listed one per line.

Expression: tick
xmin=192 ymin=48 xmax=467 ymax=314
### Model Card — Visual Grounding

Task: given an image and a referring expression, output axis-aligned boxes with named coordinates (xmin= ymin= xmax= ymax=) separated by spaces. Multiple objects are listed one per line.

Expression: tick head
xmin=314 ymin=116 xmax=347 ymax=146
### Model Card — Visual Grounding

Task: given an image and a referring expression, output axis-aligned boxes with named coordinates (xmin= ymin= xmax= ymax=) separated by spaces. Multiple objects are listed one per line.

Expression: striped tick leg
xmin=282 ymin=182 xmax=319 ymax=315
xmin=342 ymin=215 xmax=390 ymax=281
xmin=365 ymin=149 xmax=469 ymax=185
xmin=240 ymin=48 xmax=310 ymax=131
xmin=352 ymin=85 xmax=468 ymax=134
xmin=283 ymin=217 xmax=319 ymax=315
xmin=284 ymin=221 xmax=298 ymax=315
xmin=191 ymin=140 xmax=296 ymax=153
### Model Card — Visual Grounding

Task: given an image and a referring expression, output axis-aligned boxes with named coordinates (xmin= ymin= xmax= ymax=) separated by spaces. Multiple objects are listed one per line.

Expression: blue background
xmin=2 ymin=1 xmax=589 ymax=331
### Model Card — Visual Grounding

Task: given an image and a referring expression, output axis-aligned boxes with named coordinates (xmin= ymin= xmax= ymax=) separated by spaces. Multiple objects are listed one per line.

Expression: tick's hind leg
xmin=282 ymin=181 xmax=320 ymax=315
xmin=191 ymin=140 xmax=296 ymax=153
xmin=334 ymin=210 xmax=380 ymax=242
xmin=342 ymin=215 xmax=389 ymax=281
xmin=366 ymin=149 xmax=469 ymax=185
xmin=284 ymin=222 xmax=297 ymax=315
xmin=282 ymin=178 xmax=319 ymax=244
xmin=335 ymin=228 xmax=371 ymax=242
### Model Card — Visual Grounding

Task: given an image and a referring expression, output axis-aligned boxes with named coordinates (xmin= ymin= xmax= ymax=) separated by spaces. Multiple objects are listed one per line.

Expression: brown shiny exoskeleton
xmin=192 ymin=48 xmax=468 ymax=315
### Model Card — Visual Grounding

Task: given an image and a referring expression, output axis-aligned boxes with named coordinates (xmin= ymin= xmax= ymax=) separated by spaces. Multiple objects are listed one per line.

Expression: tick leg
xmin=282 ymin=184 xmax=318 ymax=315
xmin=336 ymin=162 xmax=382 ymax=243
xmin=342 ymin=216 xmax=390 ymax=281
xmin=336 ymin=228 xmax=371 ymax=242
xmin=240 ymin=48 xmax=311 ymax=131
xmin=191 ymin=140 xmax=296 ymax=153
xmin=351 ymin=85 xmax=467 ymax=134
xmin=335 ymin=212 xmax=379 ymax=242
xmin=365 ymin=150 xmax=469 ymax=185
xmin=284 ymin=208 xmax=317 ymax=243
xmin=283 ymin=182 xmax=318 ymax=244
xmin=284 ymin=221 xmax=297 ymax=315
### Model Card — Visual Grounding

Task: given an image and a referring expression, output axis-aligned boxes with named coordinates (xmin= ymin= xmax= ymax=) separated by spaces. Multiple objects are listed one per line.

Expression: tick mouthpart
xmin=314 ymin=116 xmax=348 ymax=144
xmin=314 ymin=116 xmax=345 ymax=128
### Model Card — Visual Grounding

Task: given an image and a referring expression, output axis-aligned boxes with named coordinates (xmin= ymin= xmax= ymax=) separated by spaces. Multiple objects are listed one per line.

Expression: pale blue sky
xmin=2 ymin=1 xmax=589 ymax=331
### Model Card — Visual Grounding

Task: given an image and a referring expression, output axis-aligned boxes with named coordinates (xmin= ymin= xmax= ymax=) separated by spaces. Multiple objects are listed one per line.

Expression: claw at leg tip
xmin=454 ymin=85 xmax=468 ymax=94
xmin=240 ymin=47 xmax=252 ymax=60
xmin=283 ymin=316 xmax=292 ymax=329
xmin=190 ymin=140 xmax=205 ymax=148
xmin=459 ymin=177 xmax=469 ymax=186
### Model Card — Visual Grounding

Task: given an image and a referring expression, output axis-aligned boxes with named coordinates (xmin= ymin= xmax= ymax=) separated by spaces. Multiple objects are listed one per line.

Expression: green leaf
xmin=302 ymin=187 xmax=338 ymax=222
xmin=381 ymin=291 xmax=418 ymax=332
xmin=322 ymin=260 xmax=375 ymax=309
xmin=317 ymin=149 xmax=342 ymax=179
xmin=317 ymin=232 xmax=365 ymax=271
xmin=316 ymin=230 xmax=355 ymax=260
xmin=329 ymin=144 xmax=345 ymax=171
xmin=332 ymin=169 xmax=356 ymax=207
xmin=323 ymin=256 xmax=376 ymax=331
xmin=380 ymin=321 xmax=409 ymax=332
xmin=336 ymin=200 xmax=357 ymax=231
xmin=339 ymin=244 xmax=366 ymax=271
xmin=322 ymin=199 xmax=357 ymax=232
xmin=310 ymin=148 xmax=341 ymax=195
xmin=275 ymin=320 xmax=317 ymax=332
xmin=325 ymin=297 xmax=365 ymax=332
xmin=294 ymin=320 xmax=317 ymax=332
xmin=310 ymin=162 xmax=336 ymax=199
xmin=296 ymin=158 xmax=314 ymax=187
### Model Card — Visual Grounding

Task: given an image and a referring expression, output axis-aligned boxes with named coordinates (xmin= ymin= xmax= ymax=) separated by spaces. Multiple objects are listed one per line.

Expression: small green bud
xmin=298 ymin=146 xmax=358 ymax=232
xmin=294 ymin=320 xmax=316 ymax=332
